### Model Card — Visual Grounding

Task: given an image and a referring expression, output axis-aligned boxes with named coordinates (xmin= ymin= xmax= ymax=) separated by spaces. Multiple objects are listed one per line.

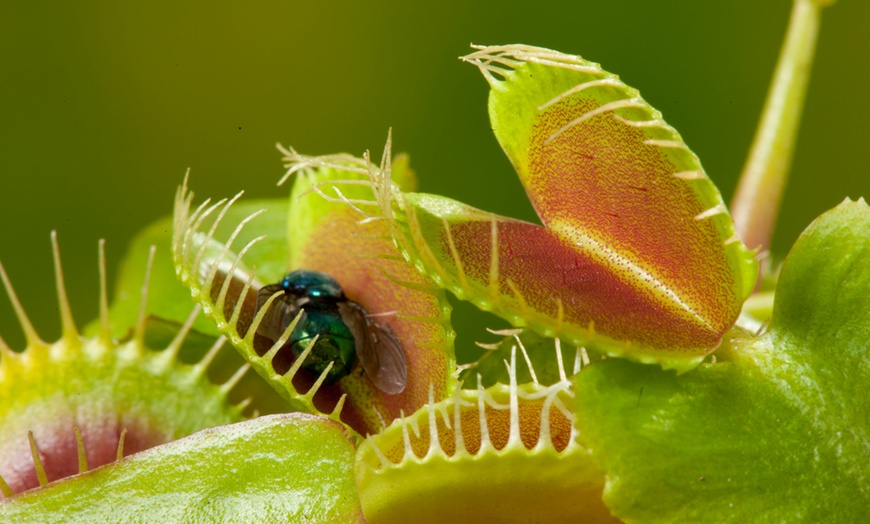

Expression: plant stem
xmin=730 ymin=0 xmax=834 ymax=253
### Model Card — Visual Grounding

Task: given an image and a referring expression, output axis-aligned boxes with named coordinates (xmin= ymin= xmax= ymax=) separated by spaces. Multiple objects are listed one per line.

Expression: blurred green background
xmin=1 ymin=1 xmax=868 ymax=350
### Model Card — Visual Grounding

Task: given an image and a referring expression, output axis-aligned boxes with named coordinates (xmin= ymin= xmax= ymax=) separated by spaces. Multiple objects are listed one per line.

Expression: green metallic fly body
xmin=256 ymin=270 xmax=407 ymax=394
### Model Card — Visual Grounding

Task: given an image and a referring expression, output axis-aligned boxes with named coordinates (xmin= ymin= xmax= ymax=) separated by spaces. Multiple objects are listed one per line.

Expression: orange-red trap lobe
xmin=490 ymin=95 xmax=745 ymax=351
xmin=449 ymin=219 xmax=725 ymax=352
xmin=296 ymin=211 xmax=451 ymax=434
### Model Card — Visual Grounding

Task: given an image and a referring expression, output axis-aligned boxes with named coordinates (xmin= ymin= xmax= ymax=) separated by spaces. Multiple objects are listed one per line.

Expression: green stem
xmin=730 ymin=0 xmax=834 ymax=253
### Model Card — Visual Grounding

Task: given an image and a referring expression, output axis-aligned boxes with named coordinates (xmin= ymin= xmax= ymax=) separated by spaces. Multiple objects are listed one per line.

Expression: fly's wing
xmin=338 ymin=301 xmax=408 ymax=394
xmin=256 ymin=283 xmax=296 ymax=343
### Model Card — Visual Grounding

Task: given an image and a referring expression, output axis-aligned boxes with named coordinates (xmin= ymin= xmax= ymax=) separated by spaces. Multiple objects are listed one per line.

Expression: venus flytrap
xmin=355 ymin=347 xmax=613 ymax=523
xmin=390 ymin=43 xmax=758 ymax=369
xmin=171 ymin=149 xmax=456 ymax=437
xmin=1 ymin=0 xmax=866 ymax=522
xmin=0 ymin=235 xmax=249 ymax=500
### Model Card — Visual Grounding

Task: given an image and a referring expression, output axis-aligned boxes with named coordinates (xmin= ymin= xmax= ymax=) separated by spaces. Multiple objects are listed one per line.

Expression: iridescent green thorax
xmin=282 ymin=270 xmax=344 ymax=301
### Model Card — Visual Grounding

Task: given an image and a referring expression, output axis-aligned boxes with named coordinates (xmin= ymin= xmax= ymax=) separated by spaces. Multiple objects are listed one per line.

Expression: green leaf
xmin=771 ymin=198 xmax=870 ymax=353
xmin=379 ymin=44 xmax=757 ymax=370
xmin=573 ymin=199 xmax=870 ymax=523
xmin=0 ymin=414 xmax=364 ymax=523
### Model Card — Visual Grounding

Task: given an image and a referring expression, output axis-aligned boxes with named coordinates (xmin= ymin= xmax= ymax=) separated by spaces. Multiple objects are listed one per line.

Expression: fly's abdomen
xmin=290 ymin=307 xmax=357 ymax=384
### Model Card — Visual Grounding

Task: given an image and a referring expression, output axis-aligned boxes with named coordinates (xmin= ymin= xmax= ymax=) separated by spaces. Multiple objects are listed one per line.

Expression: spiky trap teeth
xmin=174 ymin=159 xmax=457 ymax=438
xmin=172 ymin=178 xmax=351 ymax=426
xmin=0 ymin=233 xmax=248 ymax=499
xmin=355 ymin=347 xmax=618 ymax=524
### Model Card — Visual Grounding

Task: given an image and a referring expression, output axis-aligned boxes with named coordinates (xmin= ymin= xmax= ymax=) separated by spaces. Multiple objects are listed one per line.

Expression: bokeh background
xmin=2 ymin=1 xmax=868 ymax=350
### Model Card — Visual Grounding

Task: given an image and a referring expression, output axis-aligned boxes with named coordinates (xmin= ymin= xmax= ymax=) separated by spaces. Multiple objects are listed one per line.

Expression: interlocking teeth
xmin=355 ymin=345 xmax=613 ymax=523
